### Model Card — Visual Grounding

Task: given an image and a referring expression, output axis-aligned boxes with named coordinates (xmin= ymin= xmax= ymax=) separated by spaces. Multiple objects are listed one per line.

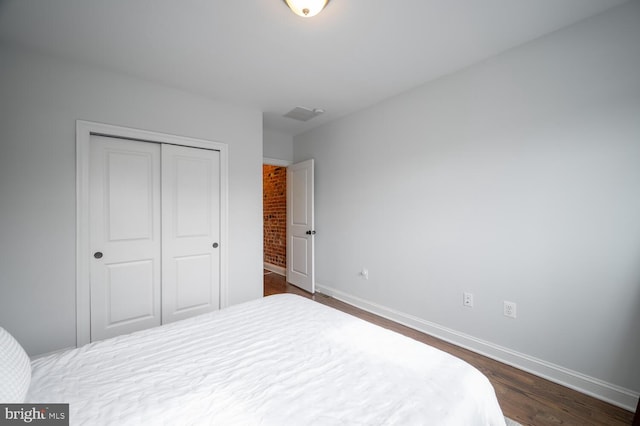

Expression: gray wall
xmin=294 ymin=1 xmax=640 ymax=402
xmin=263 ymin=128 xmax=294 ymax=163
xmin=0 ymin=44 xmax=264 ymax=356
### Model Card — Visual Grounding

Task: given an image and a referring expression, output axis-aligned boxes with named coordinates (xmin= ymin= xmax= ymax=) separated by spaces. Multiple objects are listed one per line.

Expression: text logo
xmin=0 ymin=404 xmax=68 ymax=425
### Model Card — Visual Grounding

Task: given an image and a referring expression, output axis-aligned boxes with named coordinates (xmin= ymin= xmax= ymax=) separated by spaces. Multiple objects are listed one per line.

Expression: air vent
xmin=283 ymin=106 xmax=325 ymax=122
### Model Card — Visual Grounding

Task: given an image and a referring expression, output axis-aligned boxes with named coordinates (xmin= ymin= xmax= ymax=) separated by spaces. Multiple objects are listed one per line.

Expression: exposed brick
xmin=263 ymin=165 xmax=287 ymax=268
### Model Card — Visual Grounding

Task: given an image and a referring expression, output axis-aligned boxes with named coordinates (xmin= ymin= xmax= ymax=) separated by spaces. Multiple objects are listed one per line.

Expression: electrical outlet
xmin=504 ymin=301 xmax=517 ymax=318
xmin=463 ymin=292 xmax=474 ymax=307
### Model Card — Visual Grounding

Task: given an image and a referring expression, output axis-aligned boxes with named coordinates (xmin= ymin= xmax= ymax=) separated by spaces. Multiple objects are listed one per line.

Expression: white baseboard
xmin=316 ymin=283 xmax=639 ymax=412
xmin=263 ymin=262 xmax=286 ymax=276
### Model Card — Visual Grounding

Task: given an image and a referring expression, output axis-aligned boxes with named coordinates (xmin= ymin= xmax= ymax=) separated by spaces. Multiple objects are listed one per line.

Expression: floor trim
xmin=316 ymin=283 xmax=639 ymax=412
xmin=263 ymin=262 xmax=286 ymax=276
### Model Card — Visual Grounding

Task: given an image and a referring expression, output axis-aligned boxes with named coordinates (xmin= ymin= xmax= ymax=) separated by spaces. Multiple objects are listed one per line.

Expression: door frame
xmin=263 ymin=157 xmax=292 ymax=168
xmin=76 ymin=120 xmax=229 ymax=347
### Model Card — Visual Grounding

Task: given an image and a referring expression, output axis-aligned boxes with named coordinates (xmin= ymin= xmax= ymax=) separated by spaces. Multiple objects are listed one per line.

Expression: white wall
xmin=0 ymin=44 xmax=264 ymax=356
xmin=263 ymin=128 xmax=294 ymax=163
xmin=294 ymin=1 xmax=640 ymax=408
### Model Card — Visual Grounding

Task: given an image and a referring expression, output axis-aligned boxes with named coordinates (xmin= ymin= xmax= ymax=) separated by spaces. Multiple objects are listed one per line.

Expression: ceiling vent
xmin=283 ymin=106 xmax=325 ymax=122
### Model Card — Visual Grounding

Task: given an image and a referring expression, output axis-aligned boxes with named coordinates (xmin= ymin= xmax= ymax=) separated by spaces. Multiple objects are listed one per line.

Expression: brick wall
xmin=263 ymin=165 xmax=287 ymax=268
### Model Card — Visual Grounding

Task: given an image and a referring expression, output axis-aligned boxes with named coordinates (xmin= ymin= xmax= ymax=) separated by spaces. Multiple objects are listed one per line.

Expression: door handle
xmin=212 ymin=242 xmax=219 ymax=248
xmin=94 ymin=252 xmax=103 ymax=259
xmin=305 ymin=230 xmax=316 ymax=235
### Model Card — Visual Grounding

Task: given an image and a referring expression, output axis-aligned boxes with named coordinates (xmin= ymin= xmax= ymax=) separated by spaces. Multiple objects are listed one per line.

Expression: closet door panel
xmin=89 ymin=136 xmax=161 ymax=342
xmin=162 ymin=144 xmax=220 ymax=323
xmin=106 ymin=260 xmax=156 ymax=324
xmin=174 ymin=255 xmax=212 ymax=311
xmin=174 ymin=155 xmax=212 ymax=237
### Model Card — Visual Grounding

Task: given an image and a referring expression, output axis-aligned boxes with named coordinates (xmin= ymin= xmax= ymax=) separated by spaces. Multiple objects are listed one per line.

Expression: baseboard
xmin=316 ymin=283 xmax=639 ymax=412
xmin=263 ymin=262 xmax=286 ymax=276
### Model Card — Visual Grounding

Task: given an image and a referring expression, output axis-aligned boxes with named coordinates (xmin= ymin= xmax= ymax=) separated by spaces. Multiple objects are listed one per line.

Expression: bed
xmin=4 ymin=294 xmax=506 ymax=425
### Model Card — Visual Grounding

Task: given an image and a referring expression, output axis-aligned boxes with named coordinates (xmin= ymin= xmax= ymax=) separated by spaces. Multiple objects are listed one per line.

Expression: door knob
xmin=305 ymin=230 xmax=316 ymax=235
xmin=212 ymin=242 xmax=219 ymax=248
xmin=94 ymin=252 xmax=103 ymax=259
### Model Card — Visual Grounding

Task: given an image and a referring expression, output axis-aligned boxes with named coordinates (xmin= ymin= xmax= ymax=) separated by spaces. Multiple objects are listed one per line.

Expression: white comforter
xmin=28 ymin=294 xmax=506 ymax=425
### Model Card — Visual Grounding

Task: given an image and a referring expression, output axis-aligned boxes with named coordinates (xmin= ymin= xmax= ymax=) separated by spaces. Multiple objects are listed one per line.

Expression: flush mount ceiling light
xmin=283 ymin=0 xmax=330 ymax=18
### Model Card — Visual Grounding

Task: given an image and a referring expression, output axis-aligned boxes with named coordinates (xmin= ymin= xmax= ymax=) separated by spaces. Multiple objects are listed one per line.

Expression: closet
xmin=88 ymin=134 xmax=221 ymax=342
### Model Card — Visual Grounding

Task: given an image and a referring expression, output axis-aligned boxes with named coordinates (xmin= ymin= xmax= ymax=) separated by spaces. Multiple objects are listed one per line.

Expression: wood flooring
xmin=264 ymin=271 xmax=636 ymax=426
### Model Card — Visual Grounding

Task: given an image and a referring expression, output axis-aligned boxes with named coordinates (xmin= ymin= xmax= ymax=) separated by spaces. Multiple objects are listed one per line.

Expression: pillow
xmin=0 ymin=327 xmax=31 ymax=402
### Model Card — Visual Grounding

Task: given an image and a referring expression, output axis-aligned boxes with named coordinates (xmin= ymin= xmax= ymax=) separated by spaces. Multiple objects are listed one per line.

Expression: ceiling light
xmin=284 ymin=0 xmax=330 ymax=18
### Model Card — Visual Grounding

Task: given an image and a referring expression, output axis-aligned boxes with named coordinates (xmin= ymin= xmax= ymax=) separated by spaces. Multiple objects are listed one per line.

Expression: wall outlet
xmin=463 ymin=292 xmax=474 ymax=307
xmin=504 ymin=301 xmax=517 ymax=318
xmin=360 ymin=268 xmax=369 ymax=280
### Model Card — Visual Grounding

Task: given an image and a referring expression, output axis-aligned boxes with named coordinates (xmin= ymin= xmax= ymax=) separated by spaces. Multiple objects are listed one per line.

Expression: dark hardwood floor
xmin=264 ymin=271 xmax=636 ymax=426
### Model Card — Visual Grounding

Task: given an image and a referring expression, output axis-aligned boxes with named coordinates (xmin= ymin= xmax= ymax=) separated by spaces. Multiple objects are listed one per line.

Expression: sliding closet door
xmin=161 ymin=144 xmax=221 ymax=323
xmin=89 ymin=136 xmax=162 ymax=341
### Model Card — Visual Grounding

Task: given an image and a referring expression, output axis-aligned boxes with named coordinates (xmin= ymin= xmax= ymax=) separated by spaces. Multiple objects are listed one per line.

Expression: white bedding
xmin=28 ymin=294 xmax=506 ymax=425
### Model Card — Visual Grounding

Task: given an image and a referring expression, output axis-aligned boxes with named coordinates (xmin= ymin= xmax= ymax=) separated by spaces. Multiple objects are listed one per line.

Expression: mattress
xmin=28 ymin=294 xmax=506 ymax=425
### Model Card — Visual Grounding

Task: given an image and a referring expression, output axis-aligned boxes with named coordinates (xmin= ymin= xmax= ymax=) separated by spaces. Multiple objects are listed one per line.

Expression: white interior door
xmin=287 ymin=159 xmax=315 ymax=293
xmin=89 ymin=136 xmax=161 ymax=341
xmin=162 ymin=144 xmax=221 ymax=323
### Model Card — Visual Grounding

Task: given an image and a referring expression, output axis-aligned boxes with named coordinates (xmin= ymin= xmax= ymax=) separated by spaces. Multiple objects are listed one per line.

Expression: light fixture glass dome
xmin=284 ymin=0 xmax=330 ymax=18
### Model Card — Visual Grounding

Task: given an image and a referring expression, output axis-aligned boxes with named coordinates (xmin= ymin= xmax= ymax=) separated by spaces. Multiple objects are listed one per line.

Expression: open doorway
xmin=263 ymin=163 xmax=312 ymax=299
xmin=263 ymin=158 xmax=315 ymax=296
xmin=263 ymin=164 xmax=287 ymax=279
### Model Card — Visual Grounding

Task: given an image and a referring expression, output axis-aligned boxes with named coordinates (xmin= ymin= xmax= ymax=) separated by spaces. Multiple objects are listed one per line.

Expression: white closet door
xmin=162 ymin=144 xmax=221 ymax=323
xmin=89 ymin=136 xmax=161 ymax=342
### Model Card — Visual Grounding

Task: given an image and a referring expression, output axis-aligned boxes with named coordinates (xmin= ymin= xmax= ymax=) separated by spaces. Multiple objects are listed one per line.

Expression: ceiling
xmin=0 ymin=0 xmax=630 ymax=136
